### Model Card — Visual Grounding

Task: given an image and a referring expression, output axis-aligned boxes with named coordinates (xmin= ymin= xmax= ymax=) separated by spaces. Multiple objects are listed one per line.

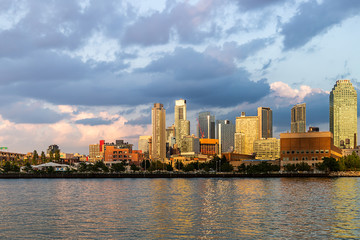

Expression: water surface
xmin=1 ymin=178 xmax=360 ymax=239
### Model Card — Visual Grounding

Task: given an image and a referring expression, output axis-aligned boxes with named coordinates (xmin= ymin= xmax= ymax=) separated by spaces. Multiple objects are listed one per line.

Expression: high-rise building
xmin=235 ymin=112 xmax=259 ymax=155
xmin=291 ymin=103 xmax=306 ymax=133
xmin=175 ymin=99 xmax=190 ymax=148
xmin=138 ymin=135 xmax=151 ymax=153
xmin=217 ymin=120 xmax=235 ymax=154
xmin=151 ymin=103 xmax=166 ymax=160
xmin=198 ymin=112 xmax=215 ymax=139
xmin=257 ymin=107 xmax=273 ymax=139
xmin=330 ymin=80 xmax=358 ymax=148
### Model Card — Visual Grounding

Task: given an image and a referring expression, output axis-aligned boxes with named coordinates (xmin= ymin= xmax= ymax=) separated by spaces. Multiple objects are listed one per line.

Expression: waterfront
xmin=1 ymin=178 xmax=360 ymax=239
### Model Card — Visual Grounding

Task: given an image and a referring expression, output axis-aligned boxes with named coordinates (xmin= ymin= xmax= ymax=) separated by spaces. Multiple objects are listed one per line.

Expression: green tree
xmin=338 ymin=152 xmax=360 ymax=170
xmin=296 ymin=162 xmax=311 ymax=171
xmin=130 ymin=163 xmax=139 ymax=172
xmin=141 ymin=160 xmax=151 ymax=170
xmin=47 ymin=166 xmax=55 ymax=174
xmin=40 ymin=151 xmax=46 ymax=163
xmin=174 ymin=160 xmax=184 ymax=170
xmin=112 ymin=163 xmax=125 ymax=172
xmin=23 ymin=162 xmax=33 ymax=173
xmin=49 ymin=152 xmax=54 ymax=162
xmin=54 ymin=150 xmax=60 ymax=162
xmin=166 ymin=163 xmax=173 ymax=171
xmin=317 ymin=157 xmax=340 ymax=172
xmin=284 ymin=164 xmax=297 ymax=172
xmin=183 ymin=163 xmax=195 ymax=172
xmin=78 ymin=162 xmax=88 ymax=172
xmin=32 ymin=150 xmax=39 ymax=165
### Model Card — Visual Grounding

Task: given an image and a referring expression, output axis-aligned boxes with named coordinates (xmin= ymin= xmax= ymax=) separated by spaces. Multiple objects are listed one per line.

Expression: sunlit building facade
xmin=330 ymin=80 xmax=357 ymax=148
xmin=152 ymin=103 xmax=166 ymax=160
xmin=235 ymin=112 xmax=259 ymax=155
xmin=175 ymin=99 xmax=190 ymax=148
xmin=253 ymin=138 xmax=280 ymax=160
xmin=291 ymin=103 xmax=306 ymax=133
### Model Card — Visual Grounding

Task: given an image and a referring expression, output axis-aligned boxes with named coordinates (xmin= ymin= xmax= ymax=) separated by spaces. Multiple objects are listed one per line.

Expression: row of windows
xmin=283 ymin=157 xmax=324 ymax=161
xmin=112 ymin=155 xmax=131 ymax=158
xmin=113 ymin=151 xmax=128 ymax=154
xmin=282 ymin=150 xmax=329 ymax=155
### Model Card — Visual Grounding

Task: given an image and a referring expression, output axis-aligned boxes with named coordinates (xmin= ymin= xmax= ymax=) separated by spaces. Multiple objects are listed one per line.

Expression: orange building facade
xmin=199 ymin=139 xmax=219 ymax=156
xmin=104 ymin=146 xmax=144 ymax=165
xmin=280 ymin=131 xmax=342 ymax=168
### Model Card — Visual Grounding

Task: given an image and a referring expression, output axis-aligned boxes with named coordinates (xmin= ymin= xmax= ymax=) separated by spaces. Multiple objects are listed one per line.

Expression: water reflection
xmin=332 ymin=178 xmax=360 ymax=239
xmin=1 ymin=178 xmax=360 ymax=239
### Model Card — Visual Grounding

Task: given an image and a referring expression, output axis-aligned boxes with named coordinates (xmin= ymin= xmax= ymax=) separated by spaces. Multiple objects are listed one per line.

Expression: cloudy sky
xmin=0 ymin=0 xmax=360 ymax=154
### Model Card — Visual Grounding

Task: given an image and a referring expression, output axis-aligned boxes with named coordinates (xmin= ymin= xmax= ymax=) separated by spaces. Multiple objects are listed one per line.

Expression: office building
xmin=253 ymin=138 xmax=280 ymax=160
xmin=180 ymin=135 xmax=200 ymax=154
xmin=257 ymin=107 xmax=273 ymax=139
xmin=235 ymin=112 xmax=259 ymax=155
xmin=199 ymin=139 xmax=219 ymax=155
xmin=330 ymin=80 xmax=358 ymax=148
xmin=217 ymin=120 xmax=235 ymax=154
xmin=198 ymin=112 xmax=215 ymax=139
xmin=291 ymin=103 xmax=306 ymax=133
xmin=152 ymin=103 xmax=166 ymax=160
xmin=175 ymin=99 xmax=190 ymax=148
xmin=280 ymin=131 xmax=342 ymax=169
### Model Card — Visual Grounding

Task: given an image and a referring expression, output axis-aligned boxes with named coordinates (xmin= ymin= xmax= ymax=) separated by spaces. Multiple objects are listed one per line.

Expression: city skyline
xmin=0 ymin=1 xmax=360 ymax=154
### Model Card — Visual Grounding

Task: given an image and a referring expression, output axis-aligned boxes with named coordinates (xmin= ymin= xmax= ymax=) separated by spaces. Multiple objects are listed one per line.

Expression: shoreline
xmin=0 ymin=171 xmax=359 ymax=179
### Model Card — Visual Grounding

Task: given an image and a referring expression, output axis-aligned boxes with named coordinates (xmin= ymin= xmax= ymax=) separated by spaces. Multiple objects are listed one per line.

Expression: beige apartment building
xmin=253 ymin=138 xmax=280 ymax=160
xmin=152 ymin=103 xmax=166 ymax=160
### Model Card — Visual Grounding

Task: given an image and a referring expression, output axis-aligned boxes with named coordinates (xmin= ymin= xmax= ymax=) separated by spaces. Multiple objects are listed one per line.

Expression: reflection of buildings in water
xmin=332 ymin=178 xmax=360 ymax=239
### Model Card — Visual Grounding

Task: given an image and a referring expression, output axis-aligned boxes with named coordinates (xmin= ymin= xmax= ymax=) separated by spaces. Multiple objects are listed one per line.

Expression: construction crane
xmin=197 ymin=118 xmax=205 ymax=139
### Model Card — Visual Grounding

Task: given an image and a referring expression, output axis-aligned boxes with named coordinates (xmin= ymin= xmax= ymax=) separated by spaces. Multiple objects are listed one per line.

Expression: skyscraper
xmin=151 ymin=103 xmax=166 ymax=160
xmin=217 ymin=120 xmax=235 ymax=154
xmin=198 ymin=112 xmax=215 ymax=139
xmin=330 ymin=80 xmax=357 ymax=148
xmin=235 ymin=112 xmax=259 ymax=155
xmin=257 ymin=107 xmax=273 ymax=139
xmin=174 ymin=99 xmax=190 ymax=148
xmin=291 ymin=103 xmax=306 ymax=133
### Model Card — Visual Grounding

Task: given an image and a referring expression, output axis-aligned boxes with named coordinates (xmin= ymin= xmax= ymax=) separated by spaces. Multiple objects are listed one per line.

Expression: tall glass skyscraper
xmin=198 ymin=112 xmax=215 ymax=139
xmin=216 ymin=120 xmax=235 ymax=154
xmin=330 ymin=80 xmax=357 ymax=148
xmin=257 ymin=107 xmax=273 ymax=139
xmin=291 ymin=103 xmax=306 ymax=133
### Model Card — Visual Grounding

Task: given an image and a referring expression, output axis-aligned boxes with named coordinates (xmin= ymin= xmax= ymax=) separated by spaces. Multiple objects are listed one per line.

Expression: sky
xmin=0 ymin=0 xmax=360 ymax=154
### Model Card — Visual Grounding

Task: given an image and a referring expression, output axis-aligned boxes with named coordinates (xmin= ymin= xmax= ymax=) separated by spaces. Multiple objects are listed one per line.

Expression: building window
xmin=320 ymin=150 xmax=324 ymax=154
xmin=296 ymin=151 xmax=300 ymax=154
xmin=287 ymin=151 xmax=290 ymax=154
xmin=301 ymin=150 xmax=304 ymax=154
xmin=282 ymin=151 xmax=285 ymax=154
xmin=325 ymin=150 xmax=329 ymax=153
xmin=113 ymin=151 xmax=117 ymax=154
xmin=315 ymin=150 xmax=319 ymax=154
xmin=306 ymin=150 xmax=309 ymax=154
xmin=311 ymin=150 xmax=314 ymax=154
xmin=291 ymin=151 xmax=295 ymax=154
xmin=113 ymin=155 xmax=117 ymax=158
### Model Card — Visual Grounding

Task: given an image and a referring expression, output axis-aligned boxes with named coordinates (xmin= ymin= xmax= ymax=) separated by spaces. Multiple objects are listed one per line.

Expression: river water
xmin=0 ymin=178 xmax=359 ymax=239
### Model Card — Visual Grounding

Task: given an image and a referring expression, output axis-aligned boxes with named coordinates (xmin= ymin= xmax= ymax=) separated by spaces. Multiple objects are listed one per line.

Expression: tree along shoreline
xmin=2 ymin=171 xmax=360 ymax=179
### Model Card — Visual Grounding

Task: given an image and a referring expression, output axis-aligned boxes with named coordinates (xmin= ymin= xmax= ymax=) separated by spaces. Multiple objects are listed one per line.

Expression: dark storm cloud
xmin=281 ymin=0 xmax=360 ymax=50
xmin=0 ymin=0 xmax=128 ymax=58
xmin=122 ymin=0 xmax=221 ymax=46
xmin=141 ymin=47 xmax=235 ymax=80
xmin=0 ymin=101 xmax=67 ymax=124
xmin=75 ymin=117 xmax=114 ymax=126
